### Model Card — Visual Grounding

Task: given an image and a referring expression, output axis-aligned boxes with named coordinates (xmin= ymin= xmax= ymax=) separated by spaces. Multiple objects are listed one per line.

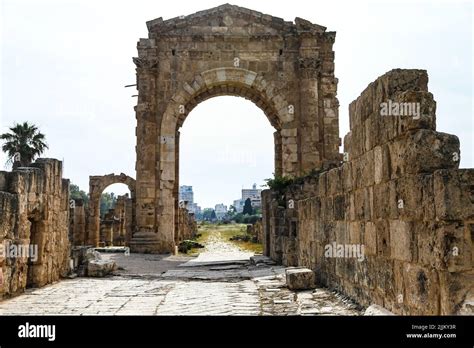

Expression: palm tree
xmin=0 ymin=122 xmax=48 ymax=168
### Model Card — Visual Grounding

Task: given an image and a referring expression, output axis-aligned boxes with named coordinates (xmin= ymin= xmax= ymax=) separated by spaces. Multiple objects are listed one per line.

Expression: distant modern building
xmin=215 ymin=203 xmax=228 ymax=220
xmin=241 ymin=184 xmax=262 ymax=210
xmin=241 ymin=183 xmax=261 ymax=202
xmin=179 ymin=185 xmax=194 ymax=204
xmin=231 ymin=183 xmax=263 ymax=213
xmin=179 ymin=185 xmax=201 ymax=216
xmin=233 ymin=199 xmax=245 ymax=213
xmin=186 ymin=202 xmax=201 ymax=216
xmin=249 ymin=195 xmax=261 ymax=208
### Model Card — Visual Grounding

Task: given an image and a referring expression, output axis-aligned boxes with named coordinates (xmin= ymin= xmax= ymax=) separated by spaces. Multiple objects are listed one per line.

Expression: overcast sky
xmin=0 ymin=0 xmax=472 ymax=208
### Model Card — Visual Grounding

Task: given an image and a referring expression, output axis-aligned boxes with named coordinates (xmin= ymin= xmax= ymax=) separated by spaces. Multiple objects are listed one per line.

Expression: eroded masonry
xmin=0 ymin=4 xmax=472 ymax=315
xmin=0 ymin=159 xmax=70 ymax=298
xmin=262 ymin=69 xmax=473 ymax=315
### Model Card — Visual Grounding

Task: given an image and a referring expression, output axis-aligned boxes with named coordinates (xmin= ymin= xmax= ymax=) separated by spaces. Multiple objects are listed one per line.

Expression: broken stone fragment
xmin=87 ymin=260 xmax=117 ymax=277
xmin=178 ymin=240 xmax=204 ymax=253
xmin=364 ymin=304 xmax=395 ymax=315
xmin=85 ymin=249 xmax=102 ymax=262
xmin=285 ymin=268 xmax=315 ymax=290
xmin=250 ymin=255 xmax=276 ymax=265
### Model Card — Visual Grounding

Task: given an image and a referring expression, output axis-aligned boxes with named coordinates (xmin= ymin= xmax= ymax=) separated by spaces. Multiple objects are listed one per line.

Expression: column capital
xmin=298 ymin=57 xmax=321 ymax=79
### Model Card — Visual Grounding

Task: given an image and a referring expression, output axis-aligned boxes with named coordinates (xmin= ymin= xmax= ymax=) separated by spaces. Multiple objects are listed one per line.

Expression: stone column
xmin=281 ymin=128 xmax=299 ymax=176
xmin=125 ymin=197 xmax=133 ymax=246
xmin=87 ymin=191 xmax=101 ymax=247
xmin=274 ymin=131 xmax=283 ymax=177
xmin=173 ymin=130 xmax=180 ymax=244
xmin=298 ymin=33 xmax=323 ymax=173
xmin=130 ymin=49 xmax=163 ymax=253
xmin=319 ymin=32 xmax=341 ymax=166
xmin=157 ymin=128 xmax=178 ymax=252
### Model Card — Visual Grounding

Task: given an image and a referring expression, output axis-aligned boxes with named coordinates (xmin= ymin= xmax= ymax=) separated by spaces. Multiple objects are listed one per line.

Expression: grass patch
xmin=187 ymin=223 xmax=263 ymax=255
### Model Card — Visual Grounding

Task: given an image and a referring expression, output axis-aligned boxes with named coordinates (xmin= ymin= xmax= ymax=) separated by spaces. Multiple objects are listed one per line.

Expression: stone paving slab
xmin=0 ymin=237 xmax=363 ymax=316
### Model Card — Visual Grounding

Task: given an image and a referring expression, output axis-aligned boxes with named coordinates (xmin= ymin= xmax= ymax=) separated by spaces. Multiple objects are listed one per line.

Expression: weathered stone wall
xmin=0 ymin=159 xmax=70 ymax=299
xmin=263 ymin=69 xmax=473 ymax=315
xmin=247 ymin=220 xmax=263 ymax=243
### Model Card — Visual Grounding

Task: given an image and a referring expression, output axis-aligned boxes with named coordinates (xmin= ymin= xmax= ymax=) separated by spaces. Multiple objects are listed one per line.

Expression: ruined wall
xmin=0 ymin=159 xmax=70 ymax=299
xmin=263 ymin=69 xmax=473 ymax=315
xmin=70 ymin=199 xmax=86 ymax=246
xmin=247 ymin=220 xmax=263 ymax=243
xmin=176 ymin=207 xmax=197 ymax=243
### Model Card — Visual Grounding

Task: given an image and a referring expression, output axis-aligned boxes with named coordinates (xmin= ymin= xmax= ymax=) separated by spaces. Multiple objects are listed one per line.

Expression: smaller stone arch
xmin=87 ymin=173 xmax=136 ymax=246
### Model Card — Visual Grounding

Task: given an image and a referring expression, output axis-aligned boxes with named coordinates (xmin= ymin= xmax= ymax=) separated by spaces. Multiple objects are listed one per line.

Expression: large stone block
xmin=364 ymin=222 xmax=377 ymax=256
xmin=417 ymin=221 xmax=472 ymax=272
xmin=285 ymin=268 xmax=316 ymax=290
xmin=438 ymin=271 xmax=474 ymax=315
xmin=434 ymin=169 xmax=474 ymax=221
xmin=375 ymin=219 xmax=390 ymax=258
xmin=389 ymin=220 xmax=413 ymax=262
xmin=389 ymin=130 xmax=459 ymax=178
xmin=402 ymin=263 xmax=440 ymax=315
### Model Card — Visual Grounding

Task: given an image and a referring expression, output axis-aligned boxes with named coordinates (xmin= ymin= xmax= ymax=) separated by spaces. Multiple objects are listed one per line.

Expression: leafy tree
xmin=202 ymin=208 xmax=215 ymax=221
xmin=233 ymin=213 xmax=244 ymax=223
xmin=243 ymin=198 xmax=253 ymax=215
xmin=210 ymin=210 xmax=217 ymax=220
xmin=100 ymin=192 xmax=117 ymax=217
xmin=264 ymin=174 xmax=294 ymax=192
xmin=70 ymin=183 xmax=89 ymax=206
xmin=243 ymin=215 xmax=260 ymax=224
xmin=0 ymin=122 xmax=48 ymax=167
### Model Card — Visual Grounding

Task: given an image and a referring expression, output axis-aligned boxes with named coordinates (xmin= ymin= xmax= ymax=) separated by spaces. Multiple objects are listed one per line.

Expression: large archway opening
xmin=178 ymin=95 xmax=275 ymax=254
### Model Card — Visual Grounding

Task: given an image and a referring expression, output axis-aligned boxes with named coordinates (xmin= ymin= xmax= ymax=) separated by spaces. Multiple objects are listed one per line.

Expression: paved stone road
xmin=0 ymin=236 xmax=362 ymax=316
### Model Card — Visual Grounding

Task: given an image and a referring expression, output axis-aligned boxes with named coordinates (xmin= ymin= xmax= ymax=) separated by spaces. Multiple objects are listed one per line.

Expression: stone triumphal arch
xmin=130 ymin=4 xmax=341 ymax=253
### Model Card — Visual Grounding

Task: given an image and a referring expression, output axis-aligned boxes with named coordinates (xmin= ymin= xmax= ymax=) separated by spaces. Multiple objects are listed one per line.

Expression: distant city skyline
xmin=178 ymin=96 xmax=274 ymax=208
xmin=180 ymin=180 xmax=267 ymax=210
